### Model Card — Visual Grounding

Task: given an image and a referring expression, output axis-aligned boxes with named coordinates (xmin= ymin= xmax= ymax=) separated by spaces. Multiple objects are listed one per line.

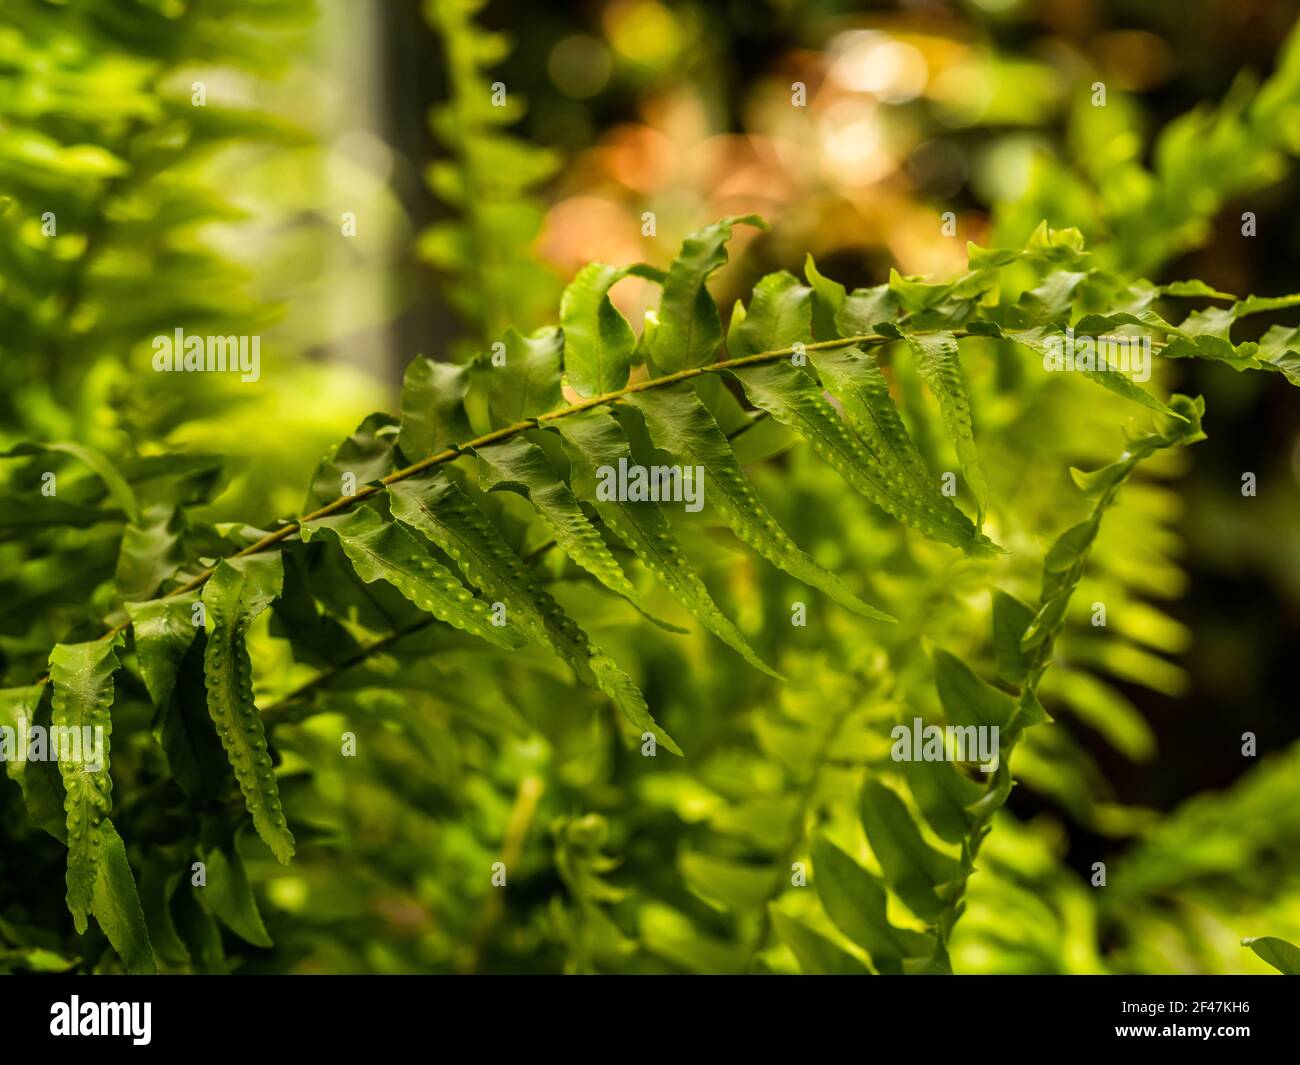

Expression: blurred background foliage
xmin=2 ymin=0 xmax=1299 ymax=974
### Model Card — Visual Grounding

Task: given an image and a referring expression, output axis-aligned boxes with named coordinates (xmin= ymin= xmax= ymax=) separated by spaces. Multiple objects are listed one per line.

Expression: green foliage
xmin=48 ymin=636 xmax=125 ymax=931
xmin=996 ymin=21 xmax=1300 ymax=275
xmin=4 ymin=190 xmax=1298 ymax=973
xmin=200 ymin=555 xmax=294 ymax=865
xmin=420 ymin=0 xmax=560 ymax=346
xmin=1243 ymin=937 xmax=1300 ymax=975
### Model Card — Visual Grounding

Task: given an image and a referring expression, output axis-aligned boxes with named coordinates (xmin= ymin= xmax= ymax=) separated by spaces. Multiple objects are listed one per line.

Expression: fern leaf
xmin=1004 ymin=325 xmax=1181 ymax=418
xmin=903 ymin=331 xmax=990 ymax=528
xmin=555 ymin=409 xmax=782 ymax=678
xmin=808 ymin=344 xmax=993 ymax=554
xmin=1 ymin=441 xmax=139 ymax=523
xmin=125 ymin=594 xmax=200 ymax=708
xmin=387 ymin=474 xmax=681 ymax=753
xmin=803 ymin=252 xmax=847 ymax=341
xmin=1021 ymin=395 xmax=1205 ymax=657
xmin=1243 ymin=936 xmax=1300 ymax=975
xmin=650 ymin=214 xmax=767 ymax=373
xmin=114 ymin=503 xmax=186 ymax=603
xmin=728 ymin=270 xmax=812 ymax=355
xmin=858 ymin=779 xmax=960 ymax=922
xmin=306 ymin=412 xmax=399 ymax=510
xmin=200 ymin=555 xmax=295 ymax=864
xmin=198 ymin=837 xmax=273 ymax=948
xmin=769 ymin=907 xmax=870 ymax=974
xmin=586 ymin=651 xmax=681 ymax=754
xmin=399 ymin=356 xmax=474 ymax=461
xmin=0 ymin=685 xmax=64 ymax=837
xmin=48 ymin=635 xmax=124 ymax=932
xmin=732 ymin=358 xmax=985 ymax=553
xmin=488 ymin=325 xmax=564 ymax=426
xmin=301 ymin=506 xmax=526 ymax=650
xmin=561 ymin=262 xmax=639 ymax=396
xmin=901 ymin=756 xmax=983 ymax=844
xmin=811 ymin=834 xmax=934 ymax=974
xmin=627 ymin=385 xmax=893 ymax=620
xmin=89 ymin=820 xmax=156 ymax=974
xmin=475 ymin=435 xmax=652 ymax=612
xmin=932 ymin=649 xmax=1017 ymax=731
xmin=834 ymin=284 xmax=900 ymax=339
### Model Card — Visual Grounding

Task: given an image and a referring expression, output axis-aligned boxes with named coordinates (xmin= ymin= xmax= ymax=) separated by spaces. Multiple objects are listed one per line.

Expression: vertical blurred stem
xmin=463 ymin=772 xmax=545 ymax=973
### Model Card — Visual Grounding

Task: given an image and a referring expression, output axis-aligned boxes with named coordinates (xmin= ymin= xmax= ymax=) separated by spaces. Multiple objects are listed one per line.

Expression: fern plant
xmin=2 ymin=202 xmax=1297 ymax=972
xmin=419 ymin=0 xmax=560 ymax=348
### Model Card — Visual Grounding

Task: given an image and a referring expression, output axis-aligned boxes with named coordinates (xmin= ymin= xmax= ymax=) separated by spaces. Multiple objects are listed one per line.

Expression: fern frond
xmin=200 ymin=555 xmax=294 ymax=864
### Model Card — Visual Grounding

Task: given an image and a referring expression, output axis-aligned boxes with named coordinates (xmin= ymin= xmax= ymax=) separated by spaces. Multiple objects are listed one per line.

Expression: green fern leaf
xmin=48 ymin=635 xmax=124 ymax=932
xmin=1021 ymin=395 xmax=1205 ymax=656
xmin=1004 ymin=325 xmax=1181 ymax=418
xmin=834 ymin=284 xmax=900 ymax=339
xmin=932 ymin=649 xmax=1017 ymax=731
xmin=728 ymin=270 xmax=812 ymax=356
xmin=556 ymin=408 xmax=782 ymax=678
xmin=387 ymin=474 xmax=681 ymax=753
xmin=769 ymin=906 xmax=870 ymax=974
xmin=808 ymin=344 xmax=993 ymax=554
xmin=488 ymin=325 xmax=564 ymax=426
xmin=306 ymin=412 xmax=398 ymax=510
xmin=733 ymin=358 xmax=984 ymax=553
xmin=561 ymin=262 xmax=639 ymax=396
xmin=903 ymin=331 xmax=990 ymax=527
xmin=627 ymin=385 xmax=893 ymax=620
xmin=125 ymin=594 xmax=200 ymax=708
xmin=1 ymin=441 xmax=139 ymax=523
xmin=200 ymin=555 xmax=295 ymax=864
xmin=0 ymin=685 xmax=66 ymax=837
xmin=301 ymin=506 xmax=526 ymax=650
xmin=901 ymin=755 xmax=984 ymax=844
xmin=198 ymin=836 xmax=273 ymax=948
xmin=88 ymin=819 xmax=156 ymax=975
xmin=858 ymin=778 xmax=960 ymax=922
xmin=811 ymin=834 xmax=934 ymax=974
xmin=650 ymin=214 xmax=767 ymax=373
xmin=475 ymin=435 xmax=654 ymax=614
xmin=803 ymin=252 xmax=847 ymax=341
xmin=399 ymin=356 xmax=475 ymax=461
xmin=1243 ymin=936 xmax=1300 ymax=974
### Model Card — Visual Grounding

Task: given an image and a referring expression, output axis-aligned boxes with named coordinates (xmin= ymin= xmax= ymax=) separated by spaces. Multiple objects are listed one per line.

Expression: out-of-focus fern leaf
xmin=811 ymin=834 xmax=935 ymax=974
xmin=1243 ymin=936 xmax=1300 ymax=974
